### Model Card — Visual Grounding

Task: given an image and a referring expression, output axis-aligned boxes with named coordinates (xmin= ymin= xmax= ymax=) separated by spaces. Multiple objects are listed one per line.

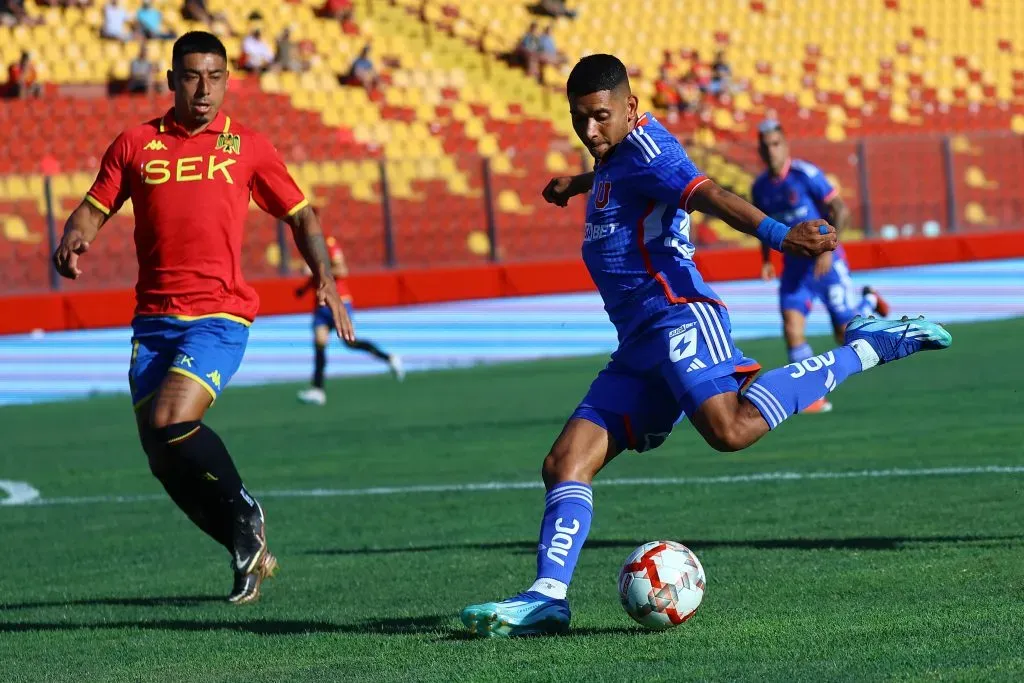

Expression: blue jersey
xmin=583 ymin=113 xmax=721 ymax=342
xmin=750 ymin=159 xmax=842 ymax=275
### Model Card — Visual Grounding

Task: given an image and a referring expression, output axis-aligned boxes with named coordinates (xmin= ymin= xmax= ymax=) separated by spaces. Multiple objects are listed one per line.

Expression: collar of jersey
xmin=770 ymin=158 xmax=792 ymax=183
xmin=158 ymin=108 xmax=231 ymax=137
xmin=595 ymin=112 xmax=652 ymax=168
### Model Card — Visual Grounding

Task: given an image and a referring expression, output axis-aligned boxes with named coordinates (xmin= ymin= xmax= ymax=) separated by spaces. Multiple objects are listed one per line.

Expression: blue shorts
xmin=571 ymin=302 xmax=761 ymax=453
xmin=780 ymin=255 xmax=861 ymax=326
xmin=129 ymin=315 xmax=250 ymax=408
xmin=313 ymin=301 xmax=355 ymax=329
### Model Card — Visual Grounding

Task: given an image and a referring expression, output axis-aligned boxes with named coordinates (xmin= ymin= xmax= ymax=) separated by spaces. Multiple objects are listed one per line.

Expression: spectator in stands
xmin=529 ymin=0 xmax=576 ymax=19
xmin=127 ymin=41 xmax=155 ymax=94
xmin=181 ymin=0 xmax=235 ymax=36
xmin=710 ymin=50 xmax=733 ymax=96
xmin=344 ymin=43 xmax=378 ymax=91
xmin=136 ymin=0 xmax=174 ymax=40
xmin=315 ymin=0 xmax=352 ymax=22
xmin=1 ymin=0 xmax=43 ymax=26
xmin=241 ymin=27 xmax=274 ymax=73
xmin=534 ymin=25 xmax=565 ymax=80
xmin=6 ymin=51 xmax=41 ymax=99
xmin=689 ymin=51 xmax=712 ymax=92
xmin=101 ymin=0 xmax=131 ymax=41
xmin=679 ymin=71 xmax=703 ymax=113
xmin=654 ymin=66 xmax=681 ymax=117
xmin=514 ymin=23 xmax=541 ymax=76
xmin=274 ymin=27 xmax=306 ymax=73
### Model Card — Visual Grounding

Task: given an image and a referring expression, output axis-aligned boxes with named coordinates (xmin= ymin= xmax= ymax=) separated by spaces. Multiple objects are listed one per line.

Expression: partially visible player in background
xmin=295 ymin=225 xmax=403 ymax=406
xmin=752 ymin=119 xmax=889 ymax=413
xmin=51 ymin=32 xmax=353 ymax=604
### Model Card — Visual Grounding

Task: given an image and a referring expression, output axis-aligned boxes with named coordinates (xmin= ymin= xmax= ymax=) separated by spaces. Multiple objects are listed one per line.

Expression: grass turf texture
xmin=1 ymin=318 xmax=1023 ymax=682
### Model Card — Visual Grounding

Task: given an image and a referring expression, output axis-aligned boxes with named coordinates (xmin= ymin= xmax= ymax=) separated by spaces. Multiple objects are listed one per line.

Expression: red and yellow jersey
xmin=85 ymin=108 xmax=307 ymax=323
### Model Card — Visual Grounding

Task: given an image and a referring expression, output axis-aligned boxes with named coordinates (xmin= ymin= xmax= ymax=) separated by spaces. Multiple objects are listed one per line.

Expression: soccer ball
xmin=618 ymin=541 xmax=705 ymax=629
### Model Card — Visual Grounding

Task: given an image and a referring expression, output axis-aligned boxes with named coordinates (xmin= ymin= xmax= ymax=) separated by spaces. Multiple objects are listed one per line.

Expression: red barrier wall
xmin=3 ymin=230 xmax=1023 ymax=335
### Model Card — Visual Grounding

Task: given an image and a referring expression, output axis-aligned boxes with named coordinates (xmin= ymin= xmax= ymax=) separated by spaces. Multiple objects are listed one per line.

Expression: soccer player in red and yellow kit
xmin=51 ymin=32 xmax=353 ymax=604
xmin=294 ymin=226 xmax=404 ymax=406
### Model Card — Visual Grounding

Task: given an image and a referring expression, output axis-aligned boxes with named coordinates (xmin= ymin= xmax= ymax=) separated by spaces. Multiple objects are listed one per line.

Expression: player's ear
xmin=627 ymin=94 xmax=639 ymax=120
xmin=165 ymin=69 xmax=174 ymax=92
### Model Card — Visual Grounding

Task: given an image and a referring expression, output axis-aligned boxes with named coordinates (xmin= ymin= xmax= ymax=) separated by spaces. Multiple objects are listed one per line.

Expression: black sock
xmin=149 ymin=453 xmax=233 ymax=550
xmin=313 ymin=344 xmax=326 ymax=388
xmin=346 ymin=338 xmax=391 ymax=362
xmin=154 ymin=421 xmax=255 ymax=520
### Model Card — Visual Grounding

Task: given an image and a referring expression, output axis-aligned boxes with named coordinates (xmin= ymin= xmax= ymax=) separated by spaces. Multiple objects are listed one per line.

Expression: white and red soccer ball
xmin=618 ymin=541 xmax=706 ymax=629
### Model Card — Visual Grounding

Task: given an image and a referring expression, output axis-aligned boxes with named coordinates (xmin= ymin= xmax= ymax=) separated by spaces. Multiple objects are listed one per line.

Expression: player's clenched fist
xmin=542 ymin=176 xmax=576 ymax=207
xmin=52 ymin=229 xmax=90 ymax=280
xmin=781 ymin=219 xmax=838 ymax=258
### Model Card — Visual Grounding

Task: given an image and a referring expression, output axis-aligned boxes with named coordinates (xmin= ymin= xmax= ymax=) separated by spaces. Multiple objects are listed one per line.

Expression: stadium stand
xmin=2 ymin=0 xmax=1024 ymax=295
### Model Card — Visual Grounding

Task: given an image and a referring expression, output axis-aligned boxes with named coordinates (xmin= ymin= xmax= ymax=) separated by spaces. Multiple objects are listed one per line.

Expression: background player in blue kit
xmin=460 ymin=54 xmax=952 ymax=638
xmin=752 ymin=119 xmax=890 ymax=413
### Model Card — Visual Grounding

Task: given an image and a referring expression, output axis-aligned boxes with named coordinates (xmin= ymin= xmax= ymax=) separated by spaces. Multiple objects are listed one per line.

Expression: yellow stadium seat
xmin=497 ymin=189 xmax=532 ymax=215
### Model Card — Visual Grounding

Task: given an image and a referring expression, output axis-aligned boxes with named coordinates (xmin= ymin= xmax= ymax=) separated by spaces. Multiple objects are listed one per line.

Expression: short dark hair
xmin=566 ymin=54 xmax=629 ymax=98
xmin=172 ymin=31 xmax=227 ymax=69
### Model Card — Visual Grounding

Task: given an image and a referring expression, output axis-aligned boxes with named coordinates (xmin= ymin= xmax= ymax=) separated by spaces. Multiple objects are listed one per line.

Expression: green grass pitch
xmin=1 ymin=318 xmax=1023 ymax=682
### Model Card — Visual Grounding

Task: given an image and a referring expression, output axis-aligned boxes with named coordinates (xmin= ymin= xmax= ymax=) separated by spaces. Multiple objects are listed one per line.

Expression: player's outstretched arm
xmin=542 ymin=171 xmax=595 ymax=207
xmin=284 ymin=206 xmax=355 ymax=342
xmin=52 ymin=201 xmax=108 ymax=280
xmin=689 ymin=181 xmax=837 ymax=258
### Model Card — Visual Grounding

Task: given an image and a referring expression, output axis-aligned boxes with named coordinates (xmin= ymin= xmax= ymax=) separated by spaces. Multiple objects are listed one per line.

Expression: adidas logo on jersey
xmin=686 ymin=358 xmax=707 ymax=373
xmin=144 ymin=140 xmax=168 ymax=151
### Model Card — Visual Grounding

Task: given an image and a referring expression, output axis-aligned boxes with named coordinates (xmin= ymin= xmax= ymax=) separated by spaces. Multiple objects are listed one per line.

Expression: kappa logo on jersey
xmin=143 ymin=140 xmax=168 ymax=151
xmin=215 ymin=133 xmax=242 ymax=155
xmin=594 ymin=181 xmax=612 ymax=209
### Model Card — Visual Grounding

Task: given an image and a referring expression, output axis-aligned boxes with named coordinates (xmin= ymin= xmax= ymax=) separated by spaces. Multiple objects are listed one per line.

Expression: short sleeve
xmin=625 ymin=127 xmax=710 ymax=212
xmin=800 ymin=162 xmax=838 ymax=206
xmin=85 ymin=132 xmax=132 ymax=216
xmin=251 ymin=135 xmax=308 ymax=218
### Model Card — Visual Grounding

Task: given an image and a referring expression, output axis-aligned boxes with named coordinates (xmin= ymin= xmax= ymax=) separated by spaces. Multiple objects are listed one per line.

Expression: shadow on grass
xmin=306 ymin=533 xmax=1024 ymax=557
xmin=0 ymin=595 xmax=224 ymax=610
xmin=0 ymin=613 xmax=454 ymax=636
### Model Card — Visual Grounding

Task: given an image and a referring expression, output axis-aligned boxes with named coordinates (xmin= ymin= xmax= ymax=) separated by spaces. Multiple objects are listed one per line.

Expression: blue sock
xmin=532 ymin=481 xmax=593 ymax=598
xmin=788 ymin=342 xmax=814 ymax=363
xmin=745 ymin=345 xmax=865 ymax=429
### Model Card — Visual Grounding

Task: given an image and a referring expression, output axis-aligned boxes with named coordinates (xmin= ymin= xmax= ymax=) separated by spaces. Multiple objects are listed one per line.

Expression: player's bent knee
xmin=703 ymin=423 xmax=752 ymax=453
xmin=541 ymin=442 xmax=597 ymax=487
xmin=692 ymin=393 xmax=765 ymax=453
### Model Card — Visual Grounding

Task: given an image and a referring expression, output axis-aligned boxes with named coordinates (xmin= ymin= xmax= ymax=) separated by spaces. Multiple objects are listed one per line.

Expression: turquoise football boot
xmin=844 ymin=314 xmax=952 ymax=366
xmin=460 ymin=591 xmax=570 ymax=638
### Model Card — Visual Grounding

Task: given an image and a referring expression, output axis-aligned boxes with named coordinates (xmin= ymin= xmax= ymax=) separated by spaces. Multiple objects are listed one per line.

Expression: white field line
xmin=1 ymin=465 xmax=1023 ymax=508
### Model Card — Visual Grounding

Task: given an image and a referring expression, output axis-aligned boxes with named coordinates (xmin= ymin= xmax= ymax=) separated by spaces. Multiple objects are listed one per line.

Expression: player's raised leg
xmin=691 ymin=313 xmax=952 ymax=451
xmin=344 ymin=338 xmax=405 ymax=381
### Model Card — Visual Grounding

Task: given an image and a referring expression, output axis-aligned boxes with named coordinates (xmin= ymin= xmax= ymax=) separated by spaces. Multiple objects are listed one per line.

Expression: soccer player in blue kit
xmin=752 ymin=119 xmax=890 ymax=413
xmin=460 ymin=55 xmax=952 ymax=638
